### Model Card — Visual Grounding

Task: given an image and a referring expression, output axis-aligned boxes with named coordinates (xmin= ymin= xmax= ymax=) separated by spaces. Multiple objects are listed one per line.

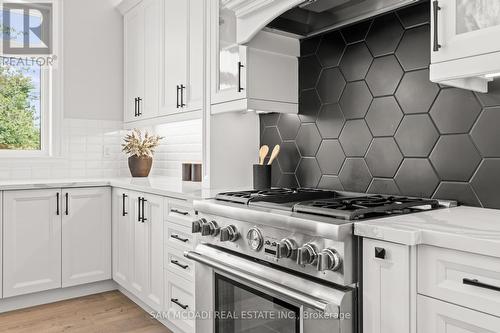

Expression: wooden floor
xmin=0 ymin=291 xmax=172 ymax=333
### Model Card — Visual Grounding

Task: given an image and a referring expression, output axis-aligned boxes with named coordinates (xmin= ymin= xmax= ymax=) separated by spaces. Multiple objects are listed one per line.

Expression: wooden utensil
xmin=267 ymin=145 xmax=280 ymax=165
xmin=259 ymin=145 xmax=269 ymax=165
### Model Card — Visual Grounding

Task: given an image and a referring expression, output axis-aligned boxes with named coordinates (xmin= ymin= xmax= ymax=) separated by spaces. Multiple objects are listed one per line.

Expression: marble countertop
xmin=0 ymin=177 xmax=222 ymax=201
xmin=354 ymin=206 xmax=500 ymax=258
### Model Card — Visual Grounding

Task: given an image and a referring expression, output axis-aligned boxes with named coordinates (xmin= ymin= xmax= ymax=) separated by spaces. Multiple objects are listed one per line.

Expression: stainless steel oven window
xmin=214 ymin=273 xmax=300 ymax=333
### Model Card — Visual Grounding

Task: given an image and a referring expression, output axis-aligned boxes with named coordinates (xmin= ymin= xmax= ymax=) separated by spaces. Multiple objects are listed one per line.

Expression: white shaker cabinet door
xmin=363 ymin=238 xmax=412 ymax=333
xmin=3 ymin=189 xmax=62 ymax=298
xmin=112 ymin=188 xmax=133 ymax=289
xmin=61 ymin=187 xmax=111 ymax=288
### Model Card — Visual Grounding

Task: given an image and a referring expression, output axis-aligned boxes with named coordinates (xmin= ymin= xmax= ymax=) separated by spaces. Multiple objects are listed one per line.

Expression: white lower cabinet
xmin=112 ymin=189 xmax=164 ymax=312
xmin=417 ymin=295 xmax=500 ymax=333
xmin=62 ymin=188 xmax=111 ymax=287
xmin=3 ymin=189 xmax=62 ymax=298
xmin=165 ymin=271 xmax=195 ymax=333
xmin=3 ymin=187 xmax=111 ymax=298
xmin=363 ymin=238 xmax=412 ymax=333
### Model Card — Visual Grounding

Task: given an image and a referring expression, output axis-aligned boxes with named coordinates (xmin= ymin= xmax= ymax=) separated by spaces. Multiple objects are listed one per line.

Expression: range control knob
xmin=191 ymin=218 xmax=207 ymax=233
xmin=297 ymin=243 xmax=318 ymax=266
xmin=201 ymin=220 xmax=220 ymax=237
xmin=317 ymin=249 xmax=342 ymax=272
xmin=276 ymin=239 xmax=297 ymax=259
xmin=246 ymin=227 xmax=264 ymax=251
xmin=220 ymin=225 xmax=239 ymax=242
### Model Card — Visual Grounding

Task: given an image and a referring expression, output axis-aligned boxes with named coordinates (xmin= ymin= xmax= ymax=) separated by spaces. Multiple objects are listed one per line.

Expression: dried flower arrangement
xmin=122 ymin=129 xmax=163 ymax=158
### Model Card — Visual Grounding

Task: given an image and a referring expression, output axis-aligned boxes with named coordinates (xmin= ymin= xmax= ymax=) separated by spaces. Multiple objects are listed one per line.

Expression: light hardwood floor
xmin=0 ymin=291 xmax=172 ymax=333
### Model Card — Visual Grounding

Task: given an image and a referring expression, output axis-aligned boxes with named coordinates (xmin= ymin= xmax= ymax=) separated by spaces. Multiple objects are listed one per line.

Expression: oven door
xmin=185 ymin=244 xmax=355 ymax=333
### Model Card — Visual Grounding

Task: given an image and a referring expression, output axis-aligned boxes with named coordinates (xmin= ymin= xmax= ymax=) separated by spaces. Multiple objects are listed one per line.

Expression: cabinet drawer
xmin=165 ymin=223 xmax=196 ymax=251
xmin=417 ymin=295 xmax=500 ymax=333
xmin=165 ymin=271 xmax=195 ymax=333
xmin=165 ymin=245 xmax=195 ymax=281
xmin=418 ymin=245 xmax=500 ymax=317
xmin=165 ymin=200 xmax=195 ymax=228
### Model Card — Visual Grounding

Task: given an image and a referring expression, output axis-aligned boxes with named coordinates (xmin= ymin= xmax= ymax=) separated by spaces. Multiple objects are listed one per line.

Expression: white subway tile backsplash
xmin=1 ymin=118 xmax=202 ymax=181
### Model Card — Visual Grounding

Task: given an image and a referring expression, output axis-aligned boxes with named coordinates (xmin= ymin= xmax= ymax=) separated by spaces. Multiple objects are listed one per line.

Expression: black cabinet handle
xmin=238 ymin=61 xmax=244 ymax=92
xmin=176 ymin=85 xmax=180 ymax=108
xmin=171 ymin=234 xmax=189 ymax=243
xmin=170 ymin=208 xmax=189 ymax=216
xmin=171 ymin=260 xmax=189 ymax=270
xmin=433 ymin=1 xmax=441 ymax=52
xmin=138 ymin=197 xmax=142 ymax=222
xmin=137 ymin=97 xmax=142 ymax=116
xmin=463 ymin=278 xmax=500 ymax=293
xmin=375 ymin=247 xmax=386 ymax=259
xmin=122 ymin=193 xmax=128 ymax=216
xmin=56 ymin=192 xmax=60 ymax=216
xmin=171 ymin=298 xmax=188 ymax=310
xmin=180 ymin=84 xmax=186 ymax=107
xmin=65 ymin=193 xmax=69 ymax=216
xmin=134 ymin=97 xmax=138 ymax=117
xmin=141 ymin=198 xmax=147 ymax=222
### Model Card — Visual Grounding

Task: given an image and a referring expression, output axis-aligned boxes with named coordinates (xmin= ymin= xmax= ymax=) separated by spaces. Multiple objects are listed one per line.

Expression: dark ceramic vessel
xmin=128 ymin=155 xmax=153 ymax=177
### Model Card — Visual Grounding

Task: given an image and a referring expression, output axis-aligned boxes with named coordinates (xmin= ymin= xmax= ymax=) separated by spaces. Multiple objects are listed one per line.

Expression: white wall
xmin=63 ymin=0 xmax=123 ymax=120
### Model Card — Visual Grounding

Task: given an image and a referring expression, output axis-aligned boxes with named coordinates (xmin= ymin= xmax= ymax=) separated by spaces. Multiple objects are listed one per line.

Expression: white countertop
xmin=354 ymin=206 xmax=500 ymax=258
xmin=0 ymin=177 xmax=222 ymax=201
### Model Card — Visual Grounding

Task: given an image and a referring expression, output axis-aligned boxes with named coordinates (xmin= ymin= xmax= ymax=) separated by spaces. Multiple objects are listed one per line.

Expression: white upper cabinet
xmin=210 ymin=0 xmax=299 ymax=114
xmin=430 ymin=0 xmax=500 ymax=92
xmin=61 ymin=188 xmax=111 ymax=288
xmin=160 ymin=0 xmax=205 ymax=115
xmin=124 ymin=0 xmax=160 ymax=123
xmin=3 ymin=189 xmax=62 ymax=298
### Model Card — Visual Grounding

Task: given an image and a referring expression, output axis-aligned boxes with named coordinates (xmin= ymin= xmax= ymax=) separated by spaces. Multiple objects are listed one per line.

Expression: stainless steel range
xmin=184 ymin=189 xmax=449 ymax=333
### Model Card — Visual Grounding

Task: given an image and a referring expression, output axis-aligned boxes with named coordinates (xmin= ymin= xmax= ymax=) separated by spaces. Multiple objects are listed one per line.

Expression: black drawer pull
xmin=171 ymin=234 xmax=189 ymax=243
xmin=65 ymin=193 xmax=69 ymax=215
xmin=56 ymin=192 xmax=60 ymax=215
xmin=237 ymin=61 xmax=244 ymax=92
xmin=170 ymin=208 xmax=189 ymax=216
xmin=171 ymin=298 xmax=188 ymax=310
xmin=463 ymin=278 xmax=500 ymax=293
xmin=171 ymin=260 xmax=189 ymax=270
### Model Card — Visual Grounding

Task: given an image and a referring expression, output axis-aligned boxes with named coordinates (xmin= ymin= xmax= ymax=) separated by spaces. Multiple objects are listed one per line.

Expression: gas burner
xmin=294 ymin=195 xmax=441 ymax=220
xmin=215 ymin=188 xmax=338 ymax=205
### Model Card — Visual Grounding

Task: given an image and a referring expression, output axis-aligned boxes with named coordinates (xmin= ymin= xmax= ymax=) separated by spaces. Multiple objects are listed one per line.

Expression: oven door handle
xmin=185 ymin=250 xmax=341 ymax=315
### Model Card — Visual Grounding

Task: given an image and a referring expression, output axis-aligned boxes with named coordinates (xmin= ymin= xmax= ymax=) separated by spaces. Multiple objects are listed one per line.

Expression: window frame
xmin=0 ymin=0 xmax=62 ymax=159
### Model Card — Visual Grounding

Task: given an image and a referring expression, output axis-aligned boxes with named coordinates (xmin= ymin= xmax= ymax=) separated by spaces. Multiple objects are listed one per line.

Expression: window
xmin=0 ymin=0 xmax=61 ymax=157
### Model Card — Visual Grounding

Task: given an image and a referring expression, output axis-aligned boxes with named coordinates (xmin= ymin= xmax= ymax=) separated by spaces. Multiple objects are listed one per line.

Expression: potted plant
xmin=122 ymin=129 xmax=163 ymax=177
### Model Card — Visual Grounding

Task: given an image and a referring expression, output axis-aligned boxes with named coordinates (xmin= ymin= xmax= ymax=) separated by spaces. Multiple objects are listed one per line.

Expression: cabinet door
xmin=363 ymin=238 xmax=411 ymax=333
xmin=185 ymin=0 xmax=205 ymax=112
xmin=124 ymin=3 xmax=145 ymax=122
xmin=432 ymin=0 xmax=500 ymax=64
xmin=3 ymin=189 xmax=62 ymax=297
xmin=142 ymin=193 xmax=164 ymax=311
xmin=143 ymin=0 xmax=160 ymax=119
xmin=130 ymin=192 xmax=164 ymax=312
xmin=210 ymin=0 xmax=247 ymax=105
xmin=161 ymin=0 xmax=188 ymax=115
xmin=112 ymin=188 xmax=133 ymax=289
xmin=62 ymin=187 xmax=111 ymax=288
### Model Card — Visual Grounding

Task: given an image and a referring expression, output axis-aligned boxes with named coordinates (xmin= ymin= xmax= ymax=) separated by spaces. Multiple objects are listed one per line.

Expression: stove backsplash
xmin=260 ymin=1 xmax=500 ymax=209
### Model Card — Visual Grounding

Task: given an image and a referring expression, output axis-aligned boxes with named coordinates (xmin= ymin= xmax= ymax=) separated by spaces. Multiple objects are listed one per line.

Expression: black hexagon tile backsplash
xmin=260 ymin=2 xmax=500 ymax=209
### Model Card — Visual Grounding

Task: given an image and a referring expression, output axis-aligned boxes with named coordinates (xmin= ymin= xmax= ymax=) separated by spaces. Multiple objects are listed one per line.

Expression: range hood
xmin=231 ymin=0 xmax=420 ymax=44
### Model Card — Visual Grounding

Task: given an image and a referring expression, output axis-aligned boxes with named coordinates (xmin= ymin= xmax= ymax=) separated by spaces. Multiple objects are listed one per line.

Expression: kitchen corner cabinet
xmin=209 ymin=0 xmax=299 ymax=114
xmin=363 ymin=238 xmax=413 ymax=333
xmin=430 ymin=0 xmax=500 ymax=92
xmin=124 ymin=0 xmax=160 ymax=123
xmin=160 ymin=0 xmax=205 ymax=116
xmin=3 ymin=188 xmax=111 ymax=298
xmin=112 ymin=188 xmax=164 ymax=312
